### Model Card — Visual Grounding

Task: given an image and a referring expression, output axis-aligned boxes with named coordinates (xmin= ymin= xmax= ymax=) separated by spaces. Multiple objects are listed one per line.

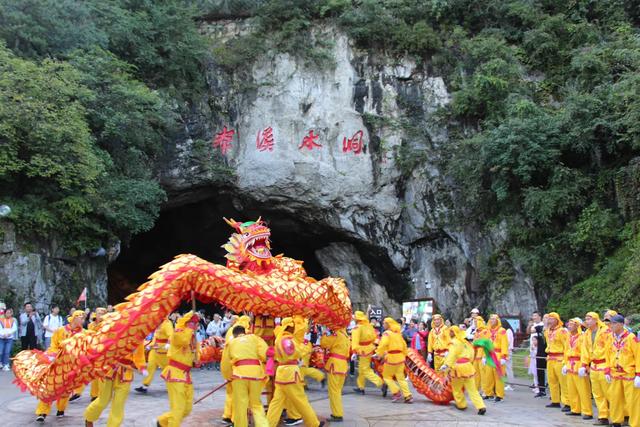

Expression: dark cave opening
xmin=107 ymin=192 xmax=346 ymax=307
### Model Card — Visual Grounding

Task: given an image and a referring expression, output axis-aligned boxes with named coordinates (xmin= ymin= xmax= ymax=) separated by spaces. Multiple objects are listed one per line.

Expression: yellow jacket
xmin=320 ymin=329 xmax=350 ymax=375
xmin=351 ymin=321 xmax=377 ymax=357
xmin=488 ymin=325 xmax=509 ymax=361
xmin=274 ymin=329 xmax=303 ymax=385
xmin=253 ymin=315 xmax=275 ymax=345
xmin=545 ymin=326 xmax=568 ymax=362
xmin=221 ymin=333 xmax=268 ymax=381
xmin=376 ymin=320 xmax=407 ymax=365
xmin=106 ymin=344 xmax=146 ymax=383
xmin=161 ymin=316 xmax=199 ymax=384
xmin=151 ymin=319 xmax=174 ymax=354
xmin=428 ymin=324 xmax=450 ymax=356
xmin=473 ymin=318 xmax=487 ymax=361
xmin=564 ymin=331 xmax=584 ymax=374
xmin=46 ymin=324 xmax=83 ymax=355
xmin=443 ymin=326 xmax=475 ymax=378
xmin=581 ymin=323 xmax=612 ymax=371
xmin=606 ymin=330 xmax=637 ymax=380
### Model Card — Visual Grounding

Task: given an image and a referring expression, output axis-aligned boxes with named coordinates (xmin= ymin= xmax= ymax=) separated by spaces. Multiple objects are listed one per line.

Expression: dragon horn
xmin=257 ymin=216 xmax=262 ymax=224
xmin=223 ymin=217 xmax=242 ymax=232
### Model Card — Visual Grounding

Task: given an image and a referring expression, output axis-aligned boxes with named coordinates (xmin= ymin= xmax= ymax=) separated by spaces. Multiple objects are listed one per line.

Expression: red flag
xmin=76 ymin=287 xmax=87 ymax=306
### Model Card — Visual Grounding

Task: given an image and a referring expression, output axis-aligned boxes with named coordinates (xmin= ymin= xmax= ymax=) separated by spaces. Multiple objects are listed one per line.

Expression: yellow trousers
xmin=84 ymin=378 xmax=131 ymax=427
xmin=566 ymin=373 xmax=592 ymax=416
xmin=35 ymin=397 xmax=69 ymax=415
xmin=356 ymin=356 xmax=382 ymax=389
xmin=473 ymin=360 xmax=483 ymax=393
xmin=157 ymin=381 xmax=194 ymax=427
xmin=301 ymin=366 xmax=325 ymax=384
xmin=90 ymin=378 xmax=103 ymax=399
xmin=451 ymin=376 xmax=486 ymax=410
xmin=547 ymin=360 xmax=568 ymax=405
xmin=287 ymin=367 xmax=326 ymax=420
xmin=143 ymin=350 xmax=168 ymax=387
xmin=481 ymin=364 xmax=504 ymax=398
xmin=382 ymin=363 xmax=411 ymax=398
xmin=223 ymin=383 xmax=233 ymax=419
xmin=609 ymin=379 xmax=636 ymax=424
xmin=327 ymin=373 xmax=346 ymax=417
xmin=286 ymin=399 xmax=301 ymax=420
xmin=266 ymin=382 xmax=319 ymax=427
xmin=631 ymin=386 xmax=639 ymax=427
xmin=229 ymin=379 xmax=267 ymax=427
xmin=434 ymin=354 xmax=445 ymax=372
xmin=590 ymin=370 xmax=610 ymax=419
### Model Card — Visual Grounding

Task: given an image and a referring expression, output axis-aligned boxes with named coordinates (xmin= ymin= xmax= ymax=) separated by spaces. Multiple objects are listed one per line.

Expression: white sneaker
xmin=2 ymin=365 xmax=9 ymax=371
xmin=505 ymin=385 xmax=514 ymax=391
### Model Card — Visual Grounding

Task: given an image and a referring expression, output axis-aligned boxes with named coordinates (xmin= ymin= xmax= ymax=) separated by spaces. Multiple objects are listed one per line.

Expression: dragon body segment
xmin=13 ymin=218 xmax=352 ymax=402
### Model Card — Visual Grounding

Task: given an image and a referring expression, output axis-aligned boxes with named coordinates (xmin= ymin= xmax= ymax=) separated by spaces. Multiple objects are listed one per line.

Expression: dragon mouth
xmin=246 ymin=233 xmax=272 ymax=259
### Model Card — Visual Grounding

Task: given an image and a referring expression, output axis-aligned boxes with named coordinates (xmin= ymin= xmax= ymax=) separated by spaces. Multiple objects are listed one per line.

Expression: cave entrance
xmin=107 ymin=192 xmax=341 ymax=312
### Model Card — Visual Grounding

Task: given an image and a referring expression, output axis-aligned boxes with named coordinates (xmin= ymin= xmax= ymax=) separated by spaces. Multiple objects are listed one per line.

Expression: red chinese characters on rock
xmin=213 ymin=126 xmax=235 ymax=155
xmin=298 ymin=130 xmax=322 ymax=151
xmin=342 ymin=130 xmax=364 ymax=154
xmin=256 ymin=127 xmax=275 ymax=152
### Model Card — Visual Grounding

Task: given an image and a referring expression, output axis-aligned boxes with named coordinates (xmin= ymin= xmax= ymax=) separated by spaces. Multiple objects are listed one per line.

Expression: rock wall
xmin=0 ymin=220 xmax=109 ymax=313
xmin=0 ymin=23 xmax=540 ymax=322
xmin=160 ymin=23 xmax=539 ymax=321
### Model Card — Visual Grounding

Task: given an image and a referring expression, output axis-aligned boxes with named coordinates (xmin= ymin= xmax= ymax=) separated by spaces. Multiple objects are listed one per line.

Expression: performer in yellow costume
xmin=376 ymin=317 xmax=413 ymax=403
xmin=88 ymin=308 xmax=107 ymax=401
xmin=563 ymin=318 xmax=592 ymax=419
xmin=136 ymin=315 xmax=174 ymax=394
xmin=605 ymin=314 xmax=638 ymax=427
xmin=265 ymin=317 xmax=323 ymax=427
xmin=544 ymin=312 xmax=569 ymax=410
xmin=351 ymin=311 xmax=383 ymax=394
xmin=156 ymin=311 xmax=200 ymax=427
xmin=222 ymin=315 xmax=252 ymax=425
xmin=440 ymin=326 xmax=486 ymax=415
xmin=428 ymin=314 xmax=450 ymax=372
xmin=320 ymin=327 xmax=350 ymax=422
xmin=253 ymin=315 xmax=276 ymax=405
xmin=283 ymin=316 xmax=324 ymax=425
xmin=472 ymin=317 xmax=487 ymax=394
xmin=35 ymin=310 xmax=85 ymax=423
xmin=482 ymin=314 xmax=508 ymax=402
xmin=221 ymin=324 xmax=269 ymax=427
xmin=84 ymin=342 xmax=146 ymax=426
xmin=581 ymin=311 xmax=613 ymax=424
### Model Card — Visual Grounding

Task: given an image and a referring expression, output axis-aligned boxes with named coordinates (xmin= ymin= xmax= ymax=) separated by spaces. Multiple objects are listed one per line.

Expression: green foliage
xmin=0 ymin=0 xmax=107 ymax=58
xmin=0 ymin=0 xmax=208 ymax=101
xmin=549 ymin=223 xmax=640 ymax=318
xmin=0 ymin=0 xmax=214 ymax=254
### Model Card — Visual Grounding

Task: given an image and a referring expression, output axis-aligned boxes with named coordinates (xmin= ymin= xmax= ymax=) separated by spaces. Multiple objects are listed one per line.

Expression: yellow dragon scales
xmin=12 ymin=217 xmax=352 ymax=402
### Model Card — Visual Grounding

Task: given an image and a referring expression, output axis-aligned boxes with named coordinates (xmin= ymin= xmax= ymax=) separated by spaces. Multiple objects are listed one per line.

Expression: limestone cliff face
xmin=0 ymin=24 xmax=539 ymax=321
xmin=0 ymin=220 xmax=111 ymax=313
xmin=161 ymin=24 xmax=539 ymax=320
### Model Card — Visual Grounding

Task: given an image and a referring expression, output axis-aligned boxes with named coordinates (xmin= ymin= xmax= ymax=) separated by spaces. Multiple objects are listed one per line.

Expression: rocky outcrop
xmin=0 ymin=24 xmax=539 ymax=322
xmin=158 ymin=24 xmax=539 ymax=321
xmin=0 ymin=220 xmax=109 ymax=313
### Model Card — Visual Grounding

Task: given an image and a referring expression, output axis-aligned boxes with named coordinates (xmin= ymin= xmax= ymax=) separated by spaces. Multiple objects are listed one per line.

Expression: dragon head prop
xmin=222 ymin=217 xmax=273 ymax=269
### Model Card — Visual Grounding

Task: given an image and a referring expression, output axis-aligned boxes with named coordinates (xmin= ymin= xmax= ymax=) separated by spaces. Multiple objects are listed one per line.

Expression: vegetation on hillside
xmin=0 ymin=0 xmax=216 ymax=254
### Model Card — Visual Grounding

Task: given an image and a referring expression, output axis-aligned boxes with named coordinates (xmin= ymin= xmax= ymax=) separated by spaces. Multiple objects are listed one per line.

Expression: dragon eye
xmin=243 ymin=232 xmax=250 ymax=237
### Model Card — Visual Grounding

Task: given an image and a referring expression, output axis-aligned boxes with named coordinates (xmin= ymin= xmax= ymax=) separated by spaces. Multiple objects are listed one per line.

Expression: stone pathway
xmin=0 ymin=369 xmax=587 ymax=426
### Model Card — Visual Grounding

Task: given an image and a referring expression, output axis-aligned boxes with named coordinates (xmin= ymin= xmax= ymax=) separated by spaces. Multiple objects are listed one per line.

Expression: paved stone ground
xmin=0 ymin=369 xmax=588 ymax=426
